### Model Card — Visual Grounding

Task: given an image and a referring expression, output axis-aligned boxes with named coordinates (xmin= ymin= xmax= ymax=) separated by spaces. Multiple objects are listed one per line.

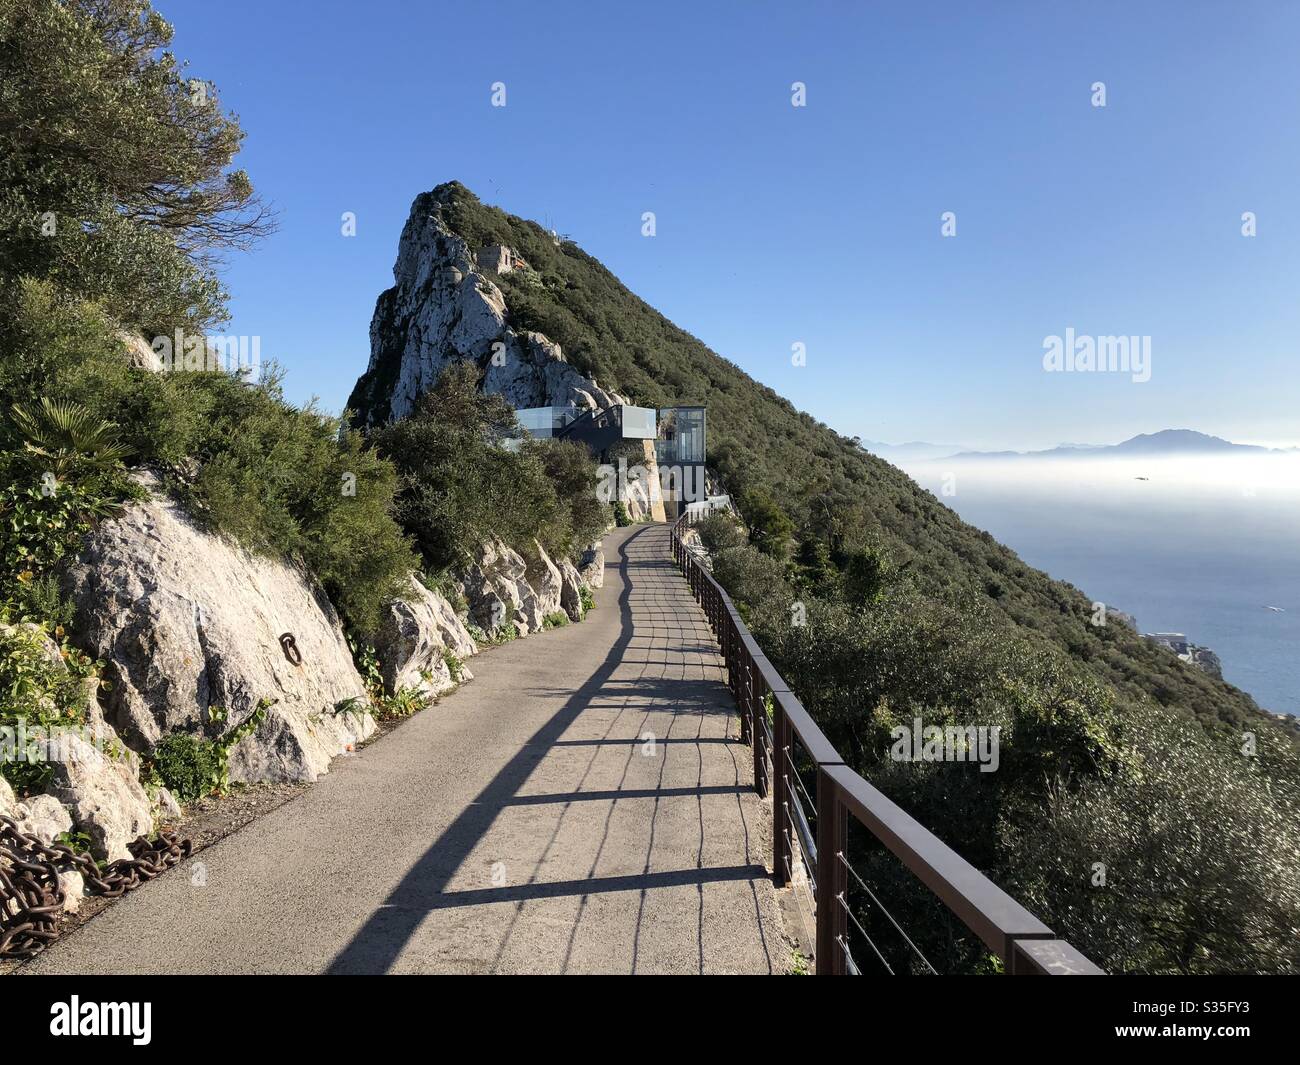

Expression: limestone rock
xmin=117 ymin=330 xmax=164 ymax=372
xmin=374 ymin=576 xmax=477 ymax=700
xmin=64 ymin=474 xmax=374 ymax=785
xmin=349 ymin=185 xmax=630 ymax=427
xmin=579 ymin=544 xmax=605 ymax=590
xmin=621 ymin=439 xmax=667 ymax=523
xmin=452 ymin=538 xmax=558 ymax=638
xmin=525 ymin=542 xmax=563 ymax=620
xmin=58 ymin=870 xmax=87 ymax=913
xmin=155 ymin=786 xmax=183 ymax=820
xmin=0 ymin=775 xmax=16 ymax=819
xmin=13 ymin=794 xmax=73 ymax=845
xmin=44 ymin=734 xmax=151 ymax=862
xmin=558 ymin=559 xmax=585 ymax=622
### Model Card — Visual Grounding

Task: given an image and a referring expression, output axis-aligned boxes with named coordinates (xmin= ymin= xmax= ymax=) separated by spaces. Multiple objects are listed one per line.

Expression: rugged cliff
xmin=351 ymin=188 xmax=626 ymax=427
xmin=350 ymin=184 xmax=666 ymax=522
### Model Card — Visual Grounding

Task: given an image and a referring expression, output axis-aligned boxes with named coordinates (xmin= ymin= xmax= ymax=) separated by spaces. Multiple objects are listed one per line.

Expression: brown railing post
xmin=751 ymin=667 xmax=766 ymax=797
xmin=773 ymin=699 xmax=791 ymax=887
xmin=815 ymin=767 xmax=848 ymax=975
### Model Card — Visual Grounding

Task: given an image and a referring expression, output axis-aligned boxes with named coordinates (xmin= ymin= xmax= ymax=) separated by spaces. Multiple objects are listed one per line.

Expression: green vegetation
xmin=372 ymin=363 xmax=609 ymax=571
xmin=696 ymin=513 xmax=1300 ymax=974
xmin=0 ymin=0 xmax=273 ymax=334
xmin=542 ymin=612 xmax=570 ymax=630
xmin=0 ymin=0 xmax=413 ymax=636
xmin=0 ymin=622 xmax=101 ymax=793
xmin=147 ymin=698 xmax=270 ymax=805
xmin=1 ymin=282 xmax=415 ymax=635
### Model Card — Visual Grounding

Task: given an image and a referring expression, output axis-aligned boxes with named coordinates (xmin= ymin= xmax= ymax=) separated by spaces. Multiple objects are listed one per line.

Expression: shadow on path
xmin=327 ymin=525 xmax=680 ymax=974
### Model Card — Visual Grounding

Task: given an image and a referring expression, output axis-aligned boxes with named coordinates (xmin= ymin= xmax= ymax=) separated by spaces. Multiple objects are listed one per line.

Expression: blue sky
xmin=167 ymin=0 xmax=1300 ymax=450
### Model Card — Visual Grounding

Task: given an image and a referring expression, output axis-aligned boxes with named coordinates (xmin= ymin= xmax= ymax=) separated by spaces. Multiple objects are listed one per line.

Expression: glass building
xmin=514 ymin=404 xmax=657 ymax=443
xmin=655 ymin=407 xmax=706 ymax=466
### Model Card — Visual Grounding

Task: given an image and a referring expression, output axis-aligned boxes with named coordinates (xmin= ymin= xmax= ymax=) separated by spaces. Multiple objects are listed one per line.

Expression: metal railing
xmin=670 ymin=513 xmax=1103 ymax=975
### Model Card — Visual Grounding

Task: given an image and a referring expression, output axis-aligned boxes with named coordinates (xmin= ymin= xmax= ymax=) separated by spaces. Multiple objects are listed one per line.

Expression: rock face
xmin=64 ymin=475 xmax=374 ymax=784
xmin=524 ymin=543 xmax=563 ymax=620
xmin=348 ymin=185 xmax=629 ymax=427
xmin=449 ymin=538 xmax=588 ymax=639
xmin=373 ymin=576 xmax=477 ymax=699
xmin=117 ymin=330 xmax=164 ymax=372
xmin=579 ymin=544 xmax=605 ymax=590
xmin=453 ymin=539 xmax=528 ymax=638
xmin=45 ymin=734 xmax=152 ymax=862
xmin=558 ymin=559 xmax=585 ymax=622
xmin=10 ymin=793 xmax=73 ymax=845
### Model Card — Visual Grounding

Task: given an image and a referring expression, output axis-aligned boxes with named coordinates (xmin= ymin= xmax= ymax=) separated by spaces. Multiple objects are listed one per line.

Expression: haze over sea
xmin=899 ymin=452 xmax=1300 ymax=717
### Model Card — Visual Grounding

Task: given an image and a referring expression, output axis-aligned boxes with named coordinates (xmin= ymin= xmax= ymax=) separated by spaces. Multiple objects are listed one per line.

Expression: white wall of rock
xmin=64 ymin=473 xmax=376 ymax=785
xmin=351 ymin=188 xmax=628 ymax=428
xmin=3 ymin=475 xmax=607 ymax=864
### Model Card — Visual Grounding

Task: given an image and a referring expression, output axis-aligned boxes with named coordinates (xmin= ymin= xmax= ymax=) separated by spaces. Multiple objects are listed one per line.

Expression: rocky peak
xmin=349 ymin=185 xmax=625 ymax=427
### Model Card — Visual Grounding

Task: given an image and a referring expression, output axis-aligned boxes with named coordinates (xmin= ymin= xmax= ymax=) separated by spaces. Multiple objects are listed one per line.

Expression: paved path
xmin=24 ymin=525 xmax=787 ymax=974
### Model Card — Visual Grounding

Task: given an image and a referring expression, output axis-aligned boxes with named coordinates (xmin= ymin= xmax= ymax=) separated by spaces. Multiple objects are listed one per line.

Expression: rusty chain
xmin=0 ymin=812 xmax=191 ymax=959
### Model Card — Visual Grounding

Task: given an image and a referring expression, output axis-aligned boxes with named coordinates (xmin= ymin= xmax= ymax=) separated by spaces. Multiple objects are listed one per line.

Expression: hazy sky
xmin=167 ymin=0 xmax=1300 ymax=450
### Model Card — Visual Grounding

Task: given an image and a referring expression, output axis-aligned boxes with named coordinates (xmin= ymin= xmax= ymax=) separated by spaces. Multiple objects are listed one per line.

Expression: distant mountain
xmin=859 ymin=440 xmax=969 ymax=462
xmin=946 ymin=429 xmax=1293 ymax=461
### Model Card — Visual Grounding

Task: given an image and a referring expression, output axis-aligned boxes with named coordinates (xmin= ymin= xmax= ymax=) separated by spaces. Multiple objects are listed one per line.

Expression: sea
xmin=899 ymin=454 xmax=1300 ymax=717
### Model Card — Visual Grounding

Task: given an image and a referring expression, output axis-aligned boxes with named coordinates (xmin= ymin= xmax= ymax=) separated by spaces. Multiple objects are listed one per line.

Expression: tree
xmin=739 ymin=487 xmax=794 ymax=559
xmin=0 ymin=0 xmax=274 ymax=331
xmin=372 ymin=364 xmax=589 ymax=571
xmin=523 ymin=437 xmax=610 ymax=559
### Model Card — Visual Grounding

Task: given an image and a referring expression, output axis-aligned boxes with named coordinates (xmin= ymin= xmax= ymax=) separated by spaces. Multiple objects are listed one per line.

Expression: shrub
xmin=696 ymin=511 xmax=746 ymax=555
xmin=149 ymin=733 xmax=223 ymax=806
xmin=373 ymin=363 xmax=606 ymax=570
xmin=0 ymin=0 xmax=274 ymax=333
xmin=523 ymin=437 xmax=609 ymax=558
xmin=542 ymin=612 xmax=569 ymax=629
xmin=706 ymin=525 xmax=1300 ymax=973
xmin=0 ymin=400 xmax=138 ymax=623
xmin=0 ymin=285 xmax=415 ymax=635
xmin=148 ymin=699 xmax=270 ymax=805
xmin=0 ymin=622 xmax=99 ymax=794
xmin=1003 ymin=701 xmax=1300 ymax=974
xmin=371 ymin=686 xmax=429 ymax=721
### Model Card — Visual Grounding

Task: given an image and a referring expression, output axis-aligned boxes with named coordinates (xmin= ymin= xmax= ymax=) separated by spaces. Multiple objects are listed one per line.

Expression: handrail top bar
xmin=749 ymin=651 xmax=790 ymax=695
xmin=1010 ymin=938 xmax=1106 ymax=976
xmin=773 ymin=689 xmax=843 ymax=766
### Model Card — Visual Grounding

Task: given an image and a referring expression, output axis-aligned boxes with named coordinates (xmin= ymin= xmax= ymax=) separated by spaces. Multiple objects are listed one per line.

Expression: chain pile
xmin=0 ymin=812 xmax=191 ymax=959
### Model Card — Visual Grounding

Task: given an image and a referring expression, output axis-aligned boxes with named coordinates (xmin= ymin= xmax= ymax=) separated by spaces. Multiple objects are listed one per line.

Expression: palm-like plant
xmin=9 ymin=399 xmax=132 ymax=476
